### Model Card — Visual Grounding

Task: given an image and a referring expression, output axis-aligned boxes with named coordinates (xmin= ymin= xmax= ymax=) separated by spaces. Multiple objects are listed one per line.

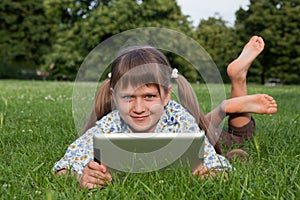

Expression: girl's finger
xmin=193 ymin=165 xmax=209 ymax=176
xmin=88 ymin=161 xmax=107 ymax=173
xmin=82 ymin=165 xmax=112 ymax=185
xmin=93 ymin=171 xmax=112 ymax=182
xmin=80 ymin=173 xmax=107 ymax=187
xmin=80 ymin=180 xmax=102 ymax=189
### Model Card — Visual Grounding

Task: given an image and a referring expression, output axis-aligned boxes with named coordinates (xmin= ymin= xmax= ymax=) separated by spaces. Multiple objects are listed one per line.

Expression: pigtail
xmin=82 ymin=79 xmax=112 ymax=134
xmin=175 ymin=75 xmax=222 ymax=154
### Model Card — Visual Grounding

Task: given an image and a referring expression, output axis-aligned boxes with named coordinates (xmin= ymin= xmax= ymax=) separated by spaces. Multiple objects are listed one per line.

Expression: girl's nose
xmin=132 ymin=98 xmax=145 ymax=113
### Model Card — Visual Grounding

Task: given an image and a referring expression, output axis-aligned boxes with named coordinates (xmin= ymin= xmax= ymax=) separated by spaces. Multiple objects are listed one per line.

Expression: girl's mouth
xmin=131 ymin=115 xmax=149 ymax=121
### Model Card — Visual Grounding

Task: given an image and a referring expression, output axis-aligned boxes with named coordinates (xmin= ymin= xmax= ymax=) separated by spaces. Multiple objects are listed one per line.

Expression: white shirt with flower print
xmin=52 ymin=100 xmax=231 ymax=174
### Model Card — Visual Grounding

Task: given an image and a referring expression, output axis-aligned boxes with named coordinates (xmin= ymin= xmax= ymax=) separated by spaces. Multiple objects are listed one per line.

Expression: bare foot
xmin=227 ymin=36 xmax=265 ymax=81
xmin=222 ymin=94 xmax=277 ymax=114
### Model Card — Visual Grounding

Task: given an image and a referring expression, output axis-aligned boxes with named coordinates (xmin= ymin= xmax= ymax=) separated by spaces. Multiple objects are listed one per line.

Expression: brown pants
xmin=220 ymin=117 xmax=256 ymax=148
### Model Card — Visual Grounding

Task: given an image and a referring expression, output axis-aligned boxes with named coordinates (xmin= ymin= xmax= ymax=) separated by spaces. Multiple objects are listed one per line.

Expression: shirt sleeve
xmin=203 ymin=137 xmax=232 ymax=170
xmin=164 ymin=101 xmax=231 ymax=171
xmin=52 ymin=128 xmax=96 ymax=175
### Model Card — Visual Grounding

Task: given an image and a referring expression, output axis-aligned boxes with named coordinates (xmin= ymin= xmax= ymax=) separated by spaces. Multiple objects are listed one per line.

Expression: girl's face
xmin=112 ymin=84 xmax=171 ymax=133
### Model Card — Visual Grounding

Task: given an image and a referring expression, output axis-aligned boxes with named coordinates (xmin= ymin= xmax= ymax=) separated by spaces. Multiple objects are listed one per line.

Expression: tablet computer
xmin=93 ymin=131 xmax=205 ymax=173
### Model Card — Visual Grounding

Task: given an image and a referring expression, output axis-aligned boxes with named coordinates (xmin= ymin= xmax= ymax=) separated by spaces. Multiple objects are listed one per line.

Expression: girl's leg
xmin=222 ymin=36 xmax=269 ymax=147
xmin=223 ymin=94 xmax=277 ymax=115
xmin=206 ymin=36 xmax=266 ymax=128
xmin=206 ymin=94 xmax=277 ymax=128
xmin=206 ymin=36 xmax=277 ymax=148
xmin=226 ymin=35 xmax=265 ymax=127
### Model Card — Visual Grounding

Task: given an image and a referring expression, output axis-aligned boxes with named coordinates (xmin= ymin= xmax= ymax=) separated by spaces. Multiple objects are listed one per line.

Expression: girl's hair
xmin=82 ymin=46 xmax=221 ymax=154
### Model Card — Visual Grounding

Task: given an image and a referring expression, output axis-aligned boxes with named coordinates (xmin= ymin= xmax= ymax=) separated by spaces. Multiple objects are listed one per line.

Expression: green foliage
xmin=235 ymin=0 xmax=300 ymax=84
xmin=0 ymin=0 xmax=299 ymax=84
xmin=193 ymin=17 xmax=238 ymax=83
xmin=0 ymin=0 xmax=52 ymax=78
xmin=43 ymin=0 xmax=193 ymax=80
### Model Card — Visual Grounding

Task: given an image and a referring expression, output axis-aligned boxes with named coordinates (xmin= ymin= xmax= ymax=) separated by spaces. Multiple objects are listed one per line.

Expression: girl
xmin=53 ymin=46 xmax=232 ymax=189
xmin=53 ymin=36 xmax=277 ymax=188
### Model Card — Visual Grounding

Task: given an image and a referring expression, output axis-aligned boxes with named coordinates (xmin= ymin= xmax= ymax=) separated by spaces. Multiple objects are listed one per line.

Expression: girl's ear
xmin=164 ymin=85 xmax=172 ymax=106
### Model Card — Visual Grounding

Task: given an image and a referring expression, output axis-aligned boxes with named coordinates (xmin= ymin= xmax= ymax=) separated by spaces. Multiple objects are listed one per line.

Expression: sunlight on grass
xmin=0 ymin=97 xmax=7 ymax=128
xmin=0 ymin=80 xmax=299 ymax=199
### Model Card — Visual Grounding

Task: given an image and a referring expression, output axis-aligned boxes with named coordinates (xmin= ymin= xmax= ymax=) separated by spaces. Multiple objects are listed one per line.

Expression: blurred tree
xmin=235 ymin=0 xmax=300 ymax=84
xmin=0 ymin=0 xmax=52 ymax=79
xmin=43 ymin=0 xmax=194 ymax=81
xmin=42 ymin=0 xmax=102 ymax=80
xmin=3 ymin=0 xmax=298 ymax=84
xmin=193 ymin=17 xmax=237 ymax=83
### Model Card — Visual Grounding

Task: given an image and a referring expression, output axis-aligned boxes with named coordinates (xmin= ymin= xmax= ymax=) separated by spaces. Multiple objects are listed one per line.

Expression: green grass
xmin=0 ymin=80 xmax=299 ymax=199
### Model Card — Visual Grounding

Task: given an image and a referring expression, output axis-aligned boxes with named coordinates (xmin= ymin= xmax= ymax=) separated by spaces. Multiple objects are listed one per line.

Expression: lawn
xmin=0 ymin=80 xmax=299 ymax=199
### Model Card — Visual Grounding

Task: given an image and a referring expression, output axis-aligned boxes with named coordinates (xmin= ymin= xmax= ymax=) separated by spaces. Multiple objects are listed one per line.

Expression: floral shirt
xmin=52 ymin=100 xmax=231 ymax=174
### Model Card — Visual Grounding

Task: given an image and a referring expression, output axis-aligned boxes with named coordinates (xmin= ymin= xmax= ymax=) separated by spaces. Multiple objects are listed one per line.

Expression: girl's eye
xmin=145 ymin=95 xmax=155 ymax=99
xmin=122 ymin=95 xmax=132 ymax=100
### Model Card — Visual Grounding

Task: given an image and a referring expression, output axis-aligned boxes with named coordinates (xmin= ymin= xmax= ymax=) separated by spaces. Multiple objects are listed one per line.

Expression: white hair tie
xmin=171 ymin=68 xmax=178 ymax=79
xmin=108 ymin=72 xmax=112 ymax=79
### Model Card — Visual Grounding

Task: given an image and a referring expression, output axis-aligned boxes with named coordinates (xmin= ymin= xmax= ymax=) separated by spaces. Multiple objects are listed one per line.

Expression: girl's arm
xmin=56 ymin=161 xmax=112 ymax=189
xmin=192 ymin=137 xmax=231 ymax=180
xmin=52 ymin=127 xmax=113 ymax=187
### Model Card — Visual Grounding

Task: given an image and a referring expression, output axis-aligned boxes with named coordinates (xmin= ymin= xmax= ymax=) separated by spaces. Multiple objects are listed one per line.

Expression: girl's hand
xmin=78 ymin=161 xmax=112 ymax=189
xmin=192 ymin=163 xmax=227 ymax=180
